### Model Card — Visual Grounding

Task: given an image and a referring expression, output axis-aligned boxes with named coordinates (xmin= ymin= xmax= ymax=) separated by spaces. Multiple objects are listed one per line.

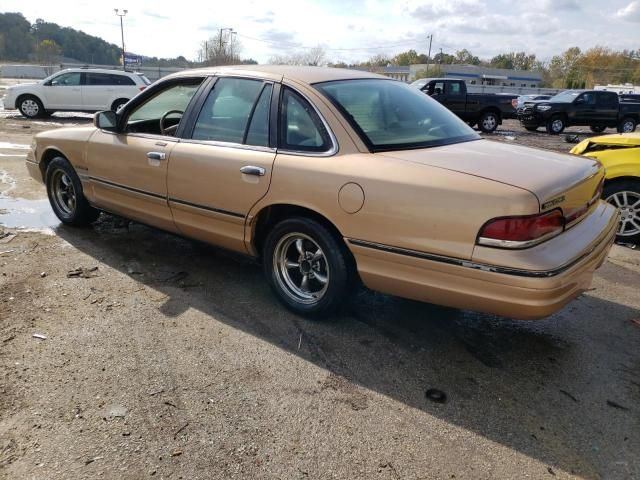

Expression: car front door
xmin=85 ymin=77 xmax=205 ymax=232
xmin=167 ymin=76 xmax=277 ymax=253
xmin=571 ymin=92 xmax=597 ymax=125
xmin=43 ymin=72 xmax=83 ymax=109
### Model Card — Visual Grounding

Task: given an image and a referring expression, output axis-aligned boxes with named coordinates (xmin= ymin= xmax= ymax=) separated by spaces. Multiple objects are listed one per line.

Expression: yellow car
xmin=571 ymin=133 xmax=640 ymax=242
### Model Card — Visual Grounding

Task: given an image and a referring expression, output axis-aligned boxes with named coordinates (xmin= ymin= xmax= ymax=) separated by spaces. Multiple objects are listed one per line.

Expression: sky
xmin=3 ymin=0 xmax=640 ymax=63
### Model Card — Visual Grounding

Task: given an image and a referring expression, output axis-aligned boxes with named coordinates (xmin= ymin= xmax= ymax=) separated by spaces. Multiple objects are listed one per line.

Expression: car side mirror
xmin=94 ymin=111 xmax=118 ymax=131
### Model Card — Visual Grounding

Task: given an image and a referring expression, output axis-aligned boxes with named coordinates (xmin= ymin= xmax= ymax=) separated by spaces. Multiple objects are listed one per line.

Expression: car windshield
xmin=550 ymin=90 xmax=582 ymax=102
xmin=315 ymin=79 xmax=479 ymax=151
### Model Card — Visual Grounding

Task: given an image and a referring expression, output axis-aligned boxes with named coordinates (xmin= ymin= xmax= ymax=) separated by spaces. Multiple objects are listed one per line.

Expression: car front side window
xmin=125 ymin=79 xmax=203 ymax=136
xmin=51 ymin=72 xmax=81 ymax=86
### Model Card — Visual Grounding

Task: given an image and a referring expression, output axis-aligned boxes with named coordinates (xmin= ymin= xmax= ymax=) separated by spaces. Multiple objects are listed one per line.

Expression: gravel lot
xmin=0 ymin=102 xmax=639 ymax=480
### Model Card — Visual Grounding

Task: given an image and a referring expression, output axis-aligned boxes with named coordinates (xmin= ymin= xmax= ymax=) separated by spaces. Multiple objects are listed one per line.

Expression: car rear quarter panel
xmin=249 ymin=151 xmax=539 ymax=261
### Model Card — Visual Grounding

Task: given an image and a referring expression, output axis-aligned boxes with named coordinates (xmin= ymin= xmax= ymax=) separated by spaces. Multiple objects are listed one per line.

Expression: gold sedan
xmin=26 ymin=66 xmax=618 ymax=319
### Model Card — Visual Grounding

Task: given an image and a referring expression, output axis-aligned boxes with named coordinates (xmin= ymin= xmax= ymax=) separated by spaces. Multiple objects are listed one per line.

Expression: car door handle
xmin=147 ymin=152 xmax=166 ymax=160
xmin=240 ymin=165 xmax=265 ymax=176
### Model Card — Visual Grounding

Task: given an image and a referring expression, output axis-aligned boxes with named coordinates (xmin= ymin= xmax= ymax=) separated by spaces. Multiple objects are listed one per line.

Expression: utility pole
xmin=426 ymin=34 xmax=433 ymax=76
xmin=114 ymin=9 xmax=128 ymax=71
xmin=218 ymin=28 xmax=233 ymax=65
xmin=439 ymin=48 xmax=443 ymax=65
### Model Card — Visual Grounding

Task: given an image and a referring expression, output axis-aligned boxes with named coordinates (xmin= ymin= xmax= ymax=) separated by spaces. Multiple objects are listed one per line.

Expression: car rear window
xmin=315 ymin=79 xmax=478 ymax=151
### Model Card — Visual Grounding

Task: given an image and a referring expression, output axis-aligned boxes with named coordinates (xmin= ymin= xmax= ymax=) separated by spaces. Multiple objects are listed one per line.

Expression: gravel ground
xmin=0 ymin=106 xmax=639 ymax=480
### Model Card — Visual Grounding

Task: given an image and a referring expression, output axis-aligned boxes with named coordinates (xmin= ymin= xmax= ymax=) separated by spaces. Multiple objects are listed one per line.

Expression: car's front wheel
xmin=546 ymin=115 xmax=566 ymax=134
xmin=604 ymin=179 xmax=640 ymax=244
xmin=263 ymin=217 xmax=351 ymax=318
xmin=18 ymin=95 xmax=45 ymax=119
xmin=46 ymin=157 xmax=100 ymax=226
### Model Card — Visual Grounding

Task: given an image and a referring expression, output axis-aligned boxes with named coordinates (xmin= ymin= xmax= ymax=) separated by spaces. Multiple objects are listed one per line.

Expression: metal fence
xmin=0 ymin=63 xmax=188 ymax=81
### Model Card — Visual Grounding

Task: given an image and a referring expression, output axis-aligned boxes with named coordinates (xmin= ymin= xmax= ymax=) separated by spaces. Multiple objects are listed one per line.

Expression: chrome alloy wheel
xmin=21 ymin=99 xmax=39 ymax=117
xmin=607 ymin=190 xmax=640 ymax=236
xmin=621 ymin=120 xmax=635 ymax=133
xmin=551 ymin=119 xmax=564 ymax=133
xmin=273 ymin=233 xmax=330 ymax=304
xmin=51 ymin=169 xmax=77 ymax=216
xmin=482 ymin=114 xmax=497 ymax=131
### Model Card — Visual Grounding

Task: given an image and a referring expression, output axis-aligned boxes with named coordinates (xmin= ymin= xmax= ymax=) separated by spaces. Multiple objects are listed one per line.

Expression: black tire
xmin=617 ymin=117 xmax=637 ymax=134
xmin=546 ymin=115 xmax=566 ymax=135
xmin=45 ymin=157 xmax=100 ymax=226
xmin=590 ymin=125 xmax=606 ymax=133
xmin=603 ymin=180 xmax=640 ymax=244
xmin=18 ymin=95 xmax=46 ymax=119
xmin=478 ymin=111 xmax=499 ymax=133
xmin=263 ymin=217 xmax=351 ymax=318
xmin=111 ymin=98 xmax=129 ymax=113
xmin=525 ymin=126 xmax=538 ymax=132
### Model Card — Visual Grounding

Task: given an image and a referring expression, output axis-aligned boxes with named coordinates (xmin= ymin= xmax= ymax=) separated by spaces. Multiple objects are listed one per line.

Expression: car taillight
xmin=511 ymin=99 xmax=518 ymax=109
xmin=477 ymin=209 xmax=564 ymax=248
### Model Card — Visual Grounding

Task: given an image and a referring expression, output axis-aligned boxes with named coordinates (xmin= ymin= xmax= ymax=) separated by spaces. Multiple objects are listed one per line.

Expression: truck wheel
xmin=590 ymin=125 xmax=606 ymax=133
xmin=18 ymin=95 xmax=46 ymax=119
xmin=603 ymin=180 xmax=640 ymax=243
xmin=546 ymin=115 xmax=566 ymax=135
xmin=617 ymin=117 xmax=637 ymax=133
xmin=478 ymin=111 xmax=499 ymax=133
xmin=263 ymin=217 xmax=351 ymax=318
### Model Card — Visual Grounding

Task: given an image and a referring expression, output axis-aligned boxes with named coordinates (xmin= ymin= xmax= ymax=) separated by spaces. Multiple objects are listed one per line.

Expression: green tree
xmin=454 ymin=49 xmax=480 ymax=65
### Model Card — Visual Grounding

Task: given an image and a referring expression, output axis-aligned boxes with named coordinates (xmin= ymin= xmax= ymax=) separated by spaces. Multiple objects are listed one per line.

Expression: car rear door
xmin=595 ymin=92 xmax=619 ymax=126
xmin=442 ymin=80 xmax=467 ymax=116
xmin=167 ymin=76 xmax=277 ymax=253
xmin=83 ymin=73 xmax=114 ymax=110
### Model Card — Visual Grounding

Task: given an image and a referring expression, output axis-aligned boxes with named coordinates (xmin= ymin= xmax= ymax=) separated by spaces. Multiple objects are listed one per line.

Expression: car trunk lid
xmin=378 ymin=139 xmax=604 ymax=223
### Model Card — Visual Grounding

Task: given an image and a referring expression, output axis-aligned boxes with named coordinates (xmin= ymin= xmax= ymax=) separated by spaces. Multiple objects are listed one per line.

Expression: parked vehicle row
xmin=410 ymin=78 xmax=517 ymax=133
xmin=1 ymin=67 xmax=150 ymax=118
xmin=26 ymin=66 xmax=617 ymax=320
xmin=516 ymin=90 xmax=640 ymax=134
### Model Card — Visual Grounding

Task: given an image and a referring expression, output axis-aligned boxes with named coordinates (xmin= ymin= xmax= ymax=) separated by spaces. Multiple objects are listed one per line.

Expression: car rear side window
xmin=279 ymin=87 xmax=331 ymax=152
xmin=597 ymin=92 xmax=618 ymax=107
xmin=192 ymin=77 xmax=264 ymax=144
xmin=109 ymin=74 xmax=135 ymax=86
xmin=86 ymin=73 xmax=136 ymax=86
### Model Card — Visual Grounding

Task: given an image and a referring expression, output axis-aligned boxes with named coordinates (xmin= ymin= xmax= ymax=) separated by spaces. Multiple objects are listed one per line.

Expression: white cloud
xmin=616 ymin=1 xmax=640 ymax=21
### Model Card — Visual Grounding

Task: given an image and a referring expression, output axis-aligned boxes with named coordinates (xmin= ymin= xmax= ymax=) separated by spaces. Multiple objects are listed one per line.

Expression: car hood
xmin=570 ymin=133 xmax=640 ymax=154
xmin=378 ymin=139 xmax=603 ymax=210
xmin=6 ymin=82 xmax=40 ymax=92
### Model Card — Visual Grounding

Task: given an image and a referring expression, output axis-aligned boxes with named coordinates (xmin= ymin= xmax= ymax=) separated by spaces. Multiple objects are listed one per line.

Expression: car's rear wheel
xmin=18 ymin=95 xmax=45 ymax=119
xmin=46 ymin=157 xmax=100 ymax=226
xmin=546 ymin=115 xmax=566 ymax=134
xmin=478 ymin=111 xmax=499 ymax=133
xmin=617 ymin=117 xmax=637 ymax=133
xmin=263 ymin=217 xmax=351 ymax=318
xmin=604 ymin=180 xmax=640 ymax=243
xmin=111 ymin=98 xmax=129 ymax=113
xmin=590 ymin=125 xmax=606 ymax=133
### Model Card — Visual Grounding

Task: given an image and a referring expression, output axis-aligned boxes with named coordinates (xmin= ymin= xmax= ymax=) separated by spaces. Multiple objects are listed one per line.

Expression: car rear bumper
xmin=347 ymin=202 xmax=618 ymax=319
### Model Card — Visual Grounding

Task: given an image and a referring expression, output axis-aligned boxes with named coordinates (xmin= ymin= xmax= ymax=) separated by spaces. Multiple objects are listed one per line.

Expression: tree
xmin=392 ymin=49 xmax=428 ymax=66
xmin=433 ymin=52 xmax=455 ymax=65
xmin=454 ymin=49 xmax=480 ymax=65
xmin=0 ymin=12 xmax=33 ymax=60
xmin=414 ymin=66 xmax=443 ymax=79
xmin=269 ymin=47 xmax=328 ymax=66
xmin=35 ymin=39 xmax=61 ymax=74
xmin=198 ymin=30 xmax=243 ymax=66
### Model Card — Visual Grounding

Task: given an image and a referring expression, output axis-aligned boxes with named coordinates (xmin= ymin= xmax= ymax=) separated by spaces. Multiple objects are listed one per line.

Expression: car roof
xmin=60 ymin=68 xmax=140 ymax=76
xmin=164 ymin=65 xmax=390 ymax=84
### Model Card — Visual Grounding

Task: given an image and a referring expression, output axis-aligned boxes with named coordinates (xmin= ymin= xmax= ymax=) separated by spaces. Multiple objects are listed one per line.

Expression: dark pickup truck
xmin=517 ymin=90 xmax=640 ymax=134
xmin=412 ymin=78 xmax=517 ymax=133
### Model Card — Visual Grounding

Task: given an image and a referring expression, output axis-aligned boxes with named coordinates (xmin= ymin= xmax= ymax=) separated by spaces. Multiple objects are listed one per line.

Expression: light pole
xmin=230 ymin=31 xmax=237 ymax=63
xmin=218 ymin=27 xmax=233 ymax=64
xmin=114 ymin=9 xmax=127 ymax=71
xmin=426 ymin=34 xmax=433 ymax=76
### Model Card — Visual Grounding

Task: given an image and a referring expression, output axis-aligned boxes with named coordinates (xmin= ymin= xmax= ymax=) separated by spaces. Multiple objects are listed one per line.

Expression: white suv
xmin=2 ymin=68 xmax=151 ymax=118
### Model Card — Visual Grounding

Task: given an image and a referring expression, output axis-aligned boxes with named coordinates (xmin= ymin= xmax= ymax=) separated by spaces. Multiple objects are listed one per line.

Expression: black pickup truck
xmin=517 ymin=90 xmax=640 ymax=134
xmin=412 ymin=78 xmax=517 ymax=133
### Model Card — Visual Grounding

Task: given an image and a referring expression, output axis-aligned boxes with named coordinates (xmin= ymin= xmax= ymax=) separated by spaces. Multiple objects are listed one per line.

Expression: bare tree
xmin=198 ymin=30 xmax=242 ymax=66
xmin=268 ymin=46 xmax=328 ymax=66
